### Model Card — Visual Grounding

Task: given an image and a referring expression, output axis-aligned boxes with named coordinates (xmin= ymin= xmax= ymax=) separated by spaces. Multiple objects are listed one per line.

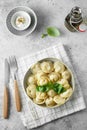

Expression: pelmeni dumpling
xmin=26 ymin=85 xmax=36 ymax=98
xmin=30 ymin=90 xmax=36 ymax=98
xmin=53 ymin=95 xmax=65 ymax=105
xmin=33 ymin=98 xmax=45 ymax=105
xmin=54 ymin=61 xmax=65 ymax=73
xmin=45 ymin=97 xmax=56 ymax=107
xmin=37 ymin=76 xmax=49 ymax=86
xmin=28 ymin=84 xmax=36 ymax=90
xmin=40 ymin=61 xmax=54 ymax=73
xmin=31 ymin=63 xmax=41 ymax=74
xmin=57 ymin=79 xmax=70 ymax=89
xmin=58 ymin=79 xmax=68 ymax=85
xmin=35 ymin=70 xmax=46 ymax=80
xmin=36 ymin=92 xmax=47 ymax=100
xmin=60 ymin=88 xmax=73 ymax=98
xmin=62 ymin=70 xmax=71 ymax=80
xmin=47 ymin=90 xmax=57 ymax=97
xmin=49 ymin=72 xmax=60 ymax=82
xmin=26 ymin=87 xmax=32 ymax=97
xmin=27 ymin=75 xmax=36 ymax=84
xmin=63 ymin=83 xmax=71 ymax=89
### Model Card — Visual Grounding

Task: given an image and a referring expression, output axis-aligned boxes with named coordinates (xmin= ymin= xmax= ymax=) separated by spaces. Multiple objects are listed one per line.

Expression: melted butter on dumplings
xmin=40 ymin=61 xmax=54 ymax=73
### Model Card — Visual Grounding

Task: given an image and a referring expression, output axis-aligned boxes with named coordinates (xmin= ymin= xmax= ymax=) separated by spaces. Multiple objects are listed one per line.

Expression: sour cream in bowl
xmin=11 ymin=11 xmax=31 ymax=31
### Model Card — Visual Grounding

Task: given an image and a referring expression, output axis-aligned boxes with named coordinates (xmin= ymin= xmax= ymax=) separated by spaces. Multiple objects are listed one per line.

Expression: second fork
xmin=9 ymin=56 xmax=21 ymax=112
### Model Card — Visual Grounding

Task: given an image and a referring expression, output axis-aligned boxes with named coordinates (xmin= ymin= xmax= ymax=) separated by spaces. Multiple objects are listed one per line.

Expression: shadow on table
xmin=64 ymin=44 xmax=86 ymax=104
xmin=26 ymin=8 xmax=50 ymax=38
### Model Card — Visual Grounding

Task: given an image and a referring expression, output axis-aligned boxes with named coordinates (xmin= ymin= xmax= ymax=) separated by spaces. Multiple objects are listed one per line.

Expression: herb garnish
xmin=42 ymin=27 xmax=60 ymax=38
xmin=36 ymin=82 xmax=66 ymax=94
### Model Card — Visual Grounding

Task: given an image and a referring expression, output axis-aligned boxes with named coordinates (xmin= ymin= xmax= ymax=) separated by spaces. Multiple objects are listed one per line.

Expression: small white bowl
xmin=11 ymin=11 xmax=31 ymax=31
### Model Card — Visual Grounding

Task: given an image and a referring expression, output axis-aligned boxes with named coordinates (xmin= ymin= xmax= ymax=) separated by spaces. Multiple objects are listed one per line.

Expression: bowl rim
xmin=23 ymin=57 xmax=75 ymax=108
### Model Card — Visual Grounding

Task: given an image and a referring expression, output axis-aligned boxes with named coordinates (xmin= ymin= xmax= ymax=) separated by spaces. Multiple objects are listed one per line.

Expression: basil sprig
xmin=36 ymin=82 xmax=53 ymax=92
xmin=53 ymin=83 xmax=66 ymax=94
xmin=42 ymin=27 xmax=60 ymax=38
xmin=36 ymin=82 xmax=66 ymax=94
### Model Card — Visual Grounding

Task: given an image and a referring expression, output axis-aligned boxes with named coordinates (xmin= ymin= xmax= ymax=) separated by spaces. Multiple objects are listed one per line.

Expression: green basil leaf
xmin=57 ymin=84 xmax=63 ymax=94
xmin=53 ymin=87 xmax=58 ymax=92
xmin=53 ymin=83 xmax=59 ymax=92
xmin=39 ymin=86 xmax=46 ymax=92
xmin=36 ymin=86 xmax=46 ymax=92
xmin=45 ymin=86 xmax=50 ymax=92
xmin=61 ymin=87 xmax=66 ymax=92
xmin=53 ymin=82 xmax=59 ymax=87
xmin=36 ymin=82 xmax=66 ymax=93
xmin=45 ymin=82 xmax=52 ymax=91
xmin=47 ymin=27 xmax=60 ymax=37
xmin=36 ymin=86 xmax=40 ymax=91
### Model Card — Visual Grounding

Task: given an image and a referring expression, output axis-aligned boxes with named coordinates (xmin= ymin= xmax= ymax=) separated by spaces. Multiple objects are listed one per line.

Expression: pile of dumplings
xmin=26 ymin=60 xmax=73 ymax=107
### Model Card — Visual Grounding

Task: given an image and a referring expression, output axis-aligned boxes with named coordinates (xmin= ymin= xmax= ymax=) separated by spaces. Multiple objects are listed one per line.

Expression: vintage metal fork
xmin=9 ymin=56 xmax=21 ymax=112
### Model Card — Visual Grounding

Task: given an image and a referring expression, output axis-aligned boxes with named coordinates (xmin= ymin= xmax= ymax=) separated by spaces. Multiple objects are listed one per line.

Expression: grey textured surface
xmin=0 ymin=0 xmax=87 ymax=130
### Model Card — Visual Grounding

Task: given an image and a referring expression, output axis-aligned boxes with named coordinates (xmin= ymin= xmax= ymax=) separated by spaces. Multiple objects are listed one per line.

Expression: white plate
xmin=11 ymin=11 xmax=31 ymax=31
xmin=6 ymin=6 xmax=37 ymax=36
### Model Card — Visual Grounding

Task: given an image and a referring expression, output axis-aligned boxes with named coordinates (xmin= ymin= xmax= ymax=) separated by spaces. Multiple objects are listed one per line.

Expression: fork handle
xmin=3 ymin=87 xmax=9 ymax=119
xmin=14 ymin=80 xmax=21 ymax=112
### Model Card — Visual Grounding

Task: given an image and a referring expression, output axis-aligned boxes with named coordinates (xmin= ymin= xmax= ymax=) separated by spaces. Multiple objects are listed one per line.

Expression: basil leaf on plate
xmin=36 ymin=86 xmax=46 ymax=92
xmin=57 ymin=84 xmax=63 ymax=94
xmin=61 ymin=87 xmax=66 ymax=93
xmin=36 ymin=82 xmax=66 ymax=93
xmin=45 ymin=82 xmax=53 ymax=92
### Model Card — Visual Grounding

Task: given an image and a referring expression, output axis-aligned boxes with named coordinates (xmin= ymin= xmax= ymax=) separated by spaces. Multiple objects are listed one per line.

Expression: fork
xmin=9 ymin=56 xmax=21 ymax=112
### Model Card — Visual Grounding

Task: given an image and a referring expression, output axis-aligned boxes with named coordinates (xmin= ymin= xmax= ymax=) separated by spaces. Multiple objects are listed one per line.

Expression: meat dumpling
xmin=40 ymin=61 xmax=54 ymax=73
xmin=62 ymin=70 xmax=71 ymax=80
xmin=45 ymin=97 xmax=56 ymax=107
xmin=49 ymin=72 xmax=60 ymax=82
xmin=54 ymin=61 xmax=65 ymax=73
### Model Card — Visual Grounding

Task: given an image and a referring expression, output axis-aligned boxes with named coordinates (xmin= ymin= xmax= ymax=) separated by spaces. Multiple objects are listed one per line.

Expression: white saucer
xmin=6 ymin=6 xmax=37 ymax=36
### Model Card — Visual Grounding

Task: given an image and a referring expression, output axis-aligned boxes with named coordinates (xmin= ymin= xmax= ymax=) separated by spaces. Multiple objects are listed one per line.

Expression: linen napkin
xmin=10 ymin=43 xmax=86 ymax=129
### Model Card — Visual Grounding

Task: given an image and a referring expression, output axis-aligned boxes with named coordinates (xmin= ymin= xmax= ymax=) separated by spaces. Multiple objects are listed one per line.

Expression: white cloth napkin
xmin=11 ymin=43 xmax=86 ymax=129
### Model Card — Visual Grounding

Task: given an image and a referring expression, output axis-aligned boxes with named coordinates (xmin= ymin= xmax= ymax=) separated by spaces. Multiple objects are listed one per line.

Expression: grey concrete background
xmin=0 ymin=0 xmax=87 ymax=130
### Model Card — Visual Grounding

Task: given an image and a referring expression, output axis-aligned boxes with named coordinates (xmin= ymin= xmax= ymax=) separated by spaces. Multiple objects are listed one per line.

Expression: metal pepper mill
xmin=65 ymin=6 xmax=83 ymax=32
